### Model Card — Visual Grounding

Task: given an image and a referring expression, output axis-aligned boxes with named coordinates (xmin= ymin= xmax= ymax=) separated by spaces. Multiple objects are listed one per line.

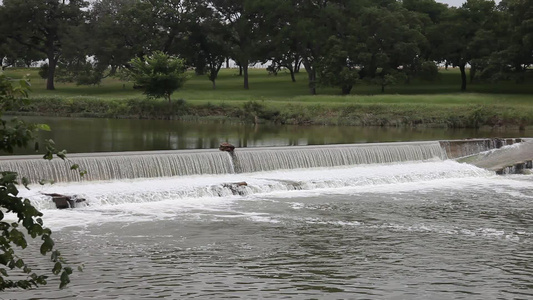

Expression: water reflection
xmin=7 ymin=116 xmax=530 ymax=154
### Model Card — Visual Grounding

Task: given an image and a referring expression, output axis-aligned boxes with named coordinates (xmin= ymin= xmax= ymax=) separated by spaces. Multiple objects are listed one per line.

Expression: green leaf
xmin=59 ymin=271 xmax=70 ymax=289
xmin=56 ymin=150 xmax=67 ymax=160
xmin=15 ymin=259 xmax=25 ymax=268
xmin=2 ymin=172 xmax=17 ymax=183
xmin=70 ymin=164 xmax=79 ymax=170
xmin=64 ymin=266 xmax=73 ymax=275
xmin=36 ymin=124 xmax=51 ymax=131
xmin=52 ymin=262 xmax=62 ymax=275
xmin=40 ymin=235 xmax=54 ymax=255
xmin=43 ymin=152 xmax=53 ymax=160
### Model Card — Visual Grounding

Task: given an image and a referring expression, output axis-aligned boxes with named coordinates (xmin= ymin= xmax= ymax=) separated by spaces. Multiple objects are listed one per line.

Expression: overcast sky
xmin=0 ymin=1 xmax=500 ymax=9
xmin=436 ymin=0 xmax=465 ymax=7
xmin=437 ymin=0 xmax=501 ymax=7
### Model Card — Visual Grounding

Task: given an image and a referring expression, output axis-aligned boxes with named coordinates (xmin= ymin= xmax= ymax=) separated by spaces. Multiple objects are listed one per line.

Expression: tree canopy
xmin=127 ymin=51 xmax=188 ymax=104
xmin=0 ymin=0 xmax=531 ymax=94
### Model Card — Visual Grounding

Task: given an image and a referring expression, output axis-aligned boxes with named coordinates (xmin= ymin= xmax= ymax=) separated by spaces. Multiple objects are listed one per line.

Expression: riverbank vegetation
xmin=1 ymin=0 xmax=532 ymax=94
xmin=1 ymin=0 xmax=531 ymax=129
xmin=3 ymin=68 xmax=533 ymax=129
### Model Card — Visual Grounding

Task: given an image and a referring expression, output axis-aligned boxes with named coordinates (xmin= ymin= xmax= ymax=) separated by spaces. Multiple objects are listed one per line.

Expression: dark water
xmin=8 ymin=116 xmax=530 ymax=154
xmin=5 ymin=162 xmax=533 ymax=299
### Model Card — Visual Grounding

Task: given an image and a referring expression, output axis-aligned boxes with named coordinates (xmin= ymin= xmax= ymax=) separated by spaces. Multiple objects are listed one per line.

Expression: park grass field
xmin=3 ymin=67 xmax=533 ymax=128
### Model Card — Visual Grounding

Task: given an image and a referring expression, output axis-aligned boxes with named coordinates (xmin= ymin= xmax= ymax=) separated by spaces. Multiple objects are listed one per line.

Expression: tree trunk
xmin=459 ymin=63 xmax=467 ymax=91
xmin=243 ymin=63 xmax=249 ymax=90
xmin=341 ymin=85 xmax=352 ymax=95
xmin=238 ymin=65 xmax=243 ymax=76
xmin=470 ymin=64 xmax=477 ymax=83
xmin=225 ymin=58 xmax=230 ymax=69
xmin=289 ymin=68 xmax=296 ymax=83
xmin=46 ymin=57 xmax=57 ymax=90
xmin=294 ymin=56 xmax=301 ymax=73
xmin=195 ymin=67 xmax=205 ymax=76
xmin=212 ymin=80 xmax=216 ymax=90
xmin=302 ymin=58 xmax=316 ymax=95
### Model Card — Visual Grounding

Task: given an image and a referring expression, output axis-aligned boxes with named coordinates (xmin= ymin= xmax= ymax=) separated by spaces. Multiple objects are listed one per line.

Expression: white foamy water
xmin=5 ymin=159 xmax=533 ymax=299
xmin=11 ymin=160 xmax=501 ymax=230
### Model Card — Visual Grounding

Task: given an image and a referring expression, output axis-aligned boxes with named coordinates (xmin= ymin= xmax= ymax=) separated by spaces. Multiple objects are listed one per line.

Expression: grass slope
xmin=3 ymin=67 xmax=533 ymax=128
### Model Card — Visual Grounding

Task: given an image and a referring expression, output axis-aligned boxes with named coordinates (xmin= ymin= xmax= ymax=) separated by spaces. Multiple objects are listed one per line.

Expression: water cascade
xmin=0 ymin=150 xmax=234 ymax=183
xmin=233 ymin=141 xmax=447 ymax=173
xmin=0 ymin=139 xmax=527 ymax=184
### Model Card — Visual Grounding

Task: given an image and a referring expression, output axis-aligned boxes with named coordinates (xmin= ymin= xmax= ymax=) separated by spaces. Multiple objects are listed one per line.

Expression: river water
xmin=9 ymin=116 xmax=530 ymax=154
xmin=5 ymin=160 xmax=533 ymax=299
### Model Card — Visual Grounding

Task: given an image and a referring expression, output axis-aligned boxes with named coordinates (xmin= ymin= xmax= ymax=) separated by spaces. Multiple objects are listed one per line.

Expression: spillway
xmin=0 ymin=139 xmax=528 ymax=184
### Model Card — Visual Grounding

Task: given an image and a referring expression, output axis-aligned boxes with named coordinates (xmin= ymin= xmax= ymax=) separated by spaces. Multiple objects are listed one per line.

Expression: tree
xmin=0 ymin=40 xmax=45 ymax=70
xmin=257 ymin=0 xmax=302 ymax=83
xmin=127 ymin=51 xmax=188 ymax=104
xmin=203 ymin=19 xmax=231 ymax=89
xmin=0 ymin=0 xmax=88 ymax=90
xmin=211 ymin=0 xmax=269 ymax=90
xmin=482 ymin=0 xmax=533 ymax=82
xmin=0 ymin=73 xmax=74 ymax=291
xmin=317 ymin=36 xmax=360 ymax=95
xmin=432 ymin=0 xmax=497 ymax=91
xmin=88 ymin=0 xmax=148 ymax=77
xmin=291 ymin=0 xmax=338 ymax=95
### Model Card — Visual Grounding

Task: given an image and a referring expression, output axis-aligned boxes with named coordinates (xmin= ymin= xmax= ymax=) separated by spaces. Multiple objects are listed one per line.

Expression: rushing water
xmin=7 ymin=116 xmax=530 ymax=154
xmin=4 ymin=160 xmax=533 ymax=299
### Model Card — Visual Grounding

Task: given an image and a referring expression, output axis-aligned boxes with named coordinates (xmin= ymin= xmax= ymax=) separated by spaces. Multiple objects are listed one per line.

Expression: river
xmin=4 ymin=161 xmax=533 ymax=299
xmin=2 ymin=118 xmax=532 ymax=299
xmin=7 ymin=116 xmax=530 ymax=154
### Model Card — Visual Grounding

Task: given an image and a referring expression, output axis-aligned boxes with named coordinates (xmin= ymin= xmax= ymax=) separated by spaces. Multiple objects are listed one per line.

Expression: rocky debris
xmin=222 ymin=181 xmax=248 ymax=195
xmin=43 ymin=193 xmax=86 ymax=209
xmin=219 ymin=142 xmax=235 ymax=153
xmin=496 ymin=160 xmax=533 ymax=175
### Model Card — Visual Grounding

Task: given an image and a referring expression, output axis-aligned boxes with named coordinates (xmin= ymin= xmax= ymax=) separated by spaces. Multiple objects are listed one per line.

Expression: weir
xmin=233 ymin=142 xmax=447 ymax=173
xmin=0 ymin=138 xmax=528 ymax=184
xmin=0 ymin=150 xmax=234 ymax=183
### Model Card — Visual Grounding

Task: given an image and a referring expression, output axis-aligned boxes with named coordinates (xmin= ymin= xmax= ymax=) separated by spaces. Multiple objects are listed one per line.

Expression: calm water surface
xmin=10 ymin=116 xmax=531 ymax=154
xmin=5 ymin=162 xmax=533 ymax=299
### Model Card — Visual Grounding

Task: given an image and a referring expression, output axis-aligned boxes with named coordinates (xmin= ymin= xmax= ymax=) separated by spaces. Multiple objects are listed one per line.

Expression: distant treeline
xmin=0 ymin=0 xmax=531 ymax=94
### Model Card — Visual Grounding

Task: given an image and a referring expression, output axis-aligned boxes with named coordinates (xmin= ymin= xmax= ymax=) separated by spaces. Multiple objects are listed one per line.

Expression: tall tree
xmin=88 ymin=0 xmax=163 ymax=76
xmin=433 ymin=0 xmax=497 ymax=91
xmin=0 ymin=0 xmax=88 ymax=90
xmin=486 ymin=0 xmax=533 ymax=82
xmin=211 ymin=0 xmax=269 ymax=90
xmin=291 ymin=0 xmax=337 ymax=95
xmin=257 ymin=0 xmax=301 ymax=83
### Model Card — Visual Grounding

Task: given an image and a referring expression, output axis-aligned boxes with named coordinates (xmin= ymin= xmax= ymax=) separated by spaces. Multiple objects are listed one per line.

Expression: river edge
xmin=7 ymin=96 xmax=533 ymax=130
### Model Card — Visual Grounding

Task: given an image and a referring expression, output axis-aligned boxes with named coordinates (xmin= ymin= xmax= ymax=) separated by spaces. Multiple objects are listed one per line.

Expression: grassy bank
xmin=3 ymin=68 xmax=533 ymax=128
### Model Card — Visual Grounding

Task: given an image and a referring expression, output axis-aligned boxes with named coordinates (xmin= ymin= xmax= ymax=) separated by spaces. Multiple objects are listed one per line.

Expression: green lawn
xmin=4 ymin=67 xmax=533 ymax=102
xmin=2 ymin=67 xmax=533 ymax=128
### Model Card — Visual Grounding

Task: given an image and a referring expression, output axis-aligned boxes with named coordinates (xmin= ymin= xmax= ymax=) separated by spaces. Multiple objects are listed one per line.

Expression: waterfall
xmin=233 ymin=142 xmax=447 ymax=173
xmin=4 ymin=139 xmax=522 ymax=184
xmin=0 ymin=150 xmax=234 ymax=184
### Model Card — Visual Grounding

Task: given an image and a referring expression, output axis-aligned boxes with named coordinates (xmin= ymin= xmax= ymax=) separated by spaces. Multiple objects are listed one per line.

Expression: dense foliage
xmin=0 ymin=0 xmax=531 ymax=94
xmin=0 ymin=73 xmax=74 ymax=291
xmin=127 ymin=51 xmax=188 ymax=103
